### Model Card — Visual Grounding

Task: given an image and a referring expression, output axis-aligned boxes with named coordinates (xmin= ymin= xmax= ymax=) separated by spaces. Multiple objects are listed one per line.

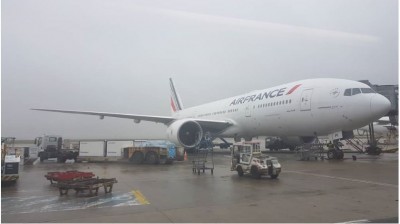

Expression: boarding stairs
xmin=345 ymin=137 xmax=365 ymax=153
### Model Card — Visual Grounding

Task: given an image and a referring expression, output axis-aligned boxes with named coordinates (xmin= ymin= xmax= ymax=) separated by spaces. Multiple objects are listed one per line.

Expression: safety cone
xmin=184 ymin=151 xmax=188 ymax=161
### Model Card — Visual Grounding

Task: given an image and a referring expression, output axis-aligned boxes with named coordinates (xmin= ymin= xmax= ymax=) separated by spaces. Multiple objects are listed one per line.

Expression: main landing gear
xmin=327 ymin=140 xmax=344 ymax=160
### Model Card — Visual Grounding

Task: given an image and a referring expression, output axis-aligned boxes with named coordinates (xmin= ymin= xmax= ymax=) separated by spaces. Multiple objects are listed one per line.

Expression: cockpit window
xmin=361 ymin=88 xmax=375 ymax=93
xmin=345 ymin=87 xmax=376 ymax=96
xmin=352 ymin=88 xmax=361 ymax=95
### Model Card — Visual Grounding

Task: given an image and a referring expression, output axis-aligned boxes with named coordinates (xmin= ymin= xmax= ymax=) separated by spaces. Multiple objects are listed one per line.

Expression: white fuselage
xmin=173 ymin=78 xmax=391 ymax=139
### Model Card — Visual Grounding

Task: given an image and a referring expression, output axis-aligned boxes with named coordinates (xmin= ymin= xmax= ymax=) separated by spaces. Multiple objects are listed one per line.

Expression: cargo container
xmin=78 ymin=141 xmax=106 ymax=162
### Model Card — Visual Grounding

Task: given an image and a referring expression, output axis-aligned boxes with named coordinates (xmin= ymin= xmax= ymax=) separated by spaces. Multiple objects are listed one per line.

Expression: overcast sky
xmin=2 ymin=0 xmax=398 ymax=140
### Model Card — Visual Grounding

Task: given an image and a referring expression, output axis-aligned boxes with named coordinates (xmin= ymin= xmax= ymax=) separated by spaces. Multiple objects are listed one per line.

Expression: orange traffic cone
xmin=184 ymin=151 xmax=188 ymax=161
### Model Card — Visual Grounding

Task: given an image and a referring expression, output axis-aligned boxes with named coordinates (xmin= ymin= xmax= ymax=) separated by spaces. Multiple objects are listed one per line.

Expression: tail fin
xmin=169 ymin=78 xmax=184 ymax=114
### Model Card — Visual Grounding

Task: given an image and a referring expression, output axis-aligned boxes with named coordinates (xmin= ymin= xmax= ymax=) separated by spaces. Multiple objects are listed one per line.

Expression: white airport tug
xmin=230 ymin=141 xmax=281 ymax=179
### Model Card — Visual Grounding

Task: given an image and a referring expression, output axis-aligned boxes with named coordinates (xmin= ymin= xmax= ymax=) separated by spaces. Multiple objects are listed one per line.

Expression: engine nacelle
xmin=166 ymin=119 xmax=203 ymax=148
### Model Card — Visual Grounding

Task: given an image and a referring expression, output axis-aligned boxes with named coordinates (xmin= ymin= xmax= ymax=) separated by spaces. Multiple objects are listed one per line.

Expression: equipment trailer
xmin=56 ymin=178 xmax=117 ymax=196
xmin=45 ymin=170 xmax=95 ymax=184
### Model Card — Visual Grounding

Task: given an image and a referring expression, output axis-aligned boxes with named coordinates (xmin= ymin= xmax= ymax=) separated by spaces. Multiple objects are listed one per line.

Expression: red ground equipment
xmin=45 ymin=170 xmax=95 ymax=184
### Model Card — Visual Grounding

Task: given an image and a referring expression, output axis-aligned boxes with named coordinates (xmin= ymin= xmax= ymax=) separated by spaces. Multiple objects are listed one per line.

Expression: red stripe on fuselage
xmin=286 ymin=84 xmax=302 ymax=95
xmin=170 ymin=97 xmax=177 ymax=112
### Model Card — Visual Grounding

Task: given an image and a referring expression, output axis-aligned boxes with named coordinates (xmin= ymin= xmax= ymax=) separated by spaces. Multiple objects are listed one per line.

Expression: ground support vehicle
xmin=231 ymin=141 xmax=281 ymax=179
xmin=45 ymin=170 xmax=95 ymax=184
xmin=124 ymin=146 xmax=175 ymax=164
xmin=56 ymin=178 xmax=117 ymax=196
xmin=35 ymin=135 xmax=78 ymax=163
xmin=1 ymin=137 xmax=20 ymax=184
xmin=2 ymin=155 xmax=20 ymax=183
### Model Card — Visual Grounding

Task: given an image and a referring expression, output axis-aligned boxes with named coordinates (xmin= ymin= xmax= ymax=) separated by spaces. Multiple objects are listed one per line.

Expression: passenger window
xmin=344 ymin=89 xmax=351 ymax=96
xmin=352 ymin=88 xmax=361 ymax=95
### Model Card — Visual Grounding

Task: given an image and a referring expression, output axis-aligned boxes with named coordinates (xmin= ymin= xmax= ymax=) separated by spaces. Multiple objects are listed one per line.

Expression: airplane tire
xmin=237 ymin=166 xmax=244 ymax=177
xmin=271 ymin=174 xmax=279 ymax=179
xmin=327 ymin=149 xmax=335 ymax=160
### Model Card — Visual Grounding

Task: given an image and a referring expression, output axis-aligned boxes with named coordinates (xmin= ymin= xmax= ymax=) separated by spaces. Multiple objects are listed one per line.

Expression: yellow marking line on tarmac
xmin=285 ymin=170 xmax=398 ymax=188
xmin=132 ymin=190 xmax=150 ymax=205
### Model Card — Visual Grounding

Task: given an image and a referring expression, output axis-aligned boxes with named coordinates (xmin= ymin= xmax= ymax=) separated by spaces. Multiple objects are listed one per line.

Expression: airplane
xmin=32 ymin=78 xmax=391 ymax=152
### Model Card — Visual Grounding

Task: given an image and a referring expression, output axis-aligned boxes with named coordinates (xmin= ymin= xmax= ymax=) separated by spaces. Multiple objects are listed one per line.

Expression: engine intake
xmin=166 ymin=119 xmax=203 ymax=148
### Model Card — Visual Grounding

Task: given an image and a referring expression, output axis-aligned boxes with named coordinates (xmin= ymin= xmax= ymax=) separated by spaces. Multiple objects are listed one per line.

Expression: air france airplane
xmin=32 ymin=78 xmax=391 ymax=148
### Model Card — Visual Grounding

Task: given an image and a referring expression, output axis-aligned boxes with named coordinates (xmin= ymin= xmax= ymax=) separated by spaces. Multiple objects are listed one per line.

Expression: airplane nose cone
xmin=370 ymin=94 xmax=391 ymax=118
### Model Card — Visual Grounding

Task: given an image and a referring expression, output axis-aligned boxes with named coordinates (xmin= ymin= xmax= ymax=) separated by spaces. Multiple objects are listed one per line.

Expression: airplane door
xmin=300 ymin=89 xmax=313 ymax=111
xmin=245 ymin=106 xmax=251 ymax=117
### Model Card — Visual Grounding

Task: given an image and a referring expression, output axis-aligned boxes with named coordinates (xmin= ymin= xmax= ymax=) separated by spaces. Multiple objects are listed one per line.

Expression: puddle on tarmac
xmin=1 ymin=192 xmax=143 ymax=214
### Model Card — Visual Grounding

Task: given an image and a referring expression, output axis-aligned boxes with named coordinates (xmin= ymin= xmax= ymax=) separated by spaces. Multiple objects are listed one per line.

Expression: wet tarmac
xmin=1 ymin=152 xmax=398 ymax=223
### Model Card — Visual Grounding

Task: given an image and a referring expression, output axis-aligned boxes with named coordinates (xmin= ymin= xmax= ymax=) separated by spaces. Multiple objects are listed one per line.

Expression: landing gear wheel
xmin=271 ymin=174 xmax=279 ymax=179
xmin=251 ymin=166 xmax=261 ymax=179
xmin=366 ymin=147 xmax=382 ymax=155
xmin=327 ymin=149 xmax=335 ymax=160
xmin=237 ymin=166 xmax=244 ymax=177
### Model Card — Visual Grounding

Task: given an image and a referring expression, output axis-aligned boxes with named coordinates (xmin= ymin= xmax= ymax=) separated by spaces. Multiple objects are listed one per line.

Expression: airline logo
xmin=229 ymin=84 xmax=301 ymax=106
xmin=170 ymin=79 xmax=183 ymax=112
xmin=286 ymin=84 xmax=301 ymax=95
xmin=171 ymin=97 xmax=178 ymax=112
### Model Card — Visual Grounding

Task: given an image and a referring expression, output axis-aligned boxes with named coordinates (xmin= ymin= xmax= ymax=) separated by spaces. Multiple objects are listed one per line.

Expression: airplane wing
xmin=31 ymin=108 xmax=233 ymax=131
xmin=31 ymin=108 xmax=175 ymax=124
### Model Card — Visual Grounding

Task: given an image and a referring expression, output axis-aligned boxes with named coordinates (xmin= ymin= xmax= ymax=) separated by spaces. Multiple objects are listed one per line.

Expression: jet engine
xmin=166 ymin=119 xmax=203 ymax=148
